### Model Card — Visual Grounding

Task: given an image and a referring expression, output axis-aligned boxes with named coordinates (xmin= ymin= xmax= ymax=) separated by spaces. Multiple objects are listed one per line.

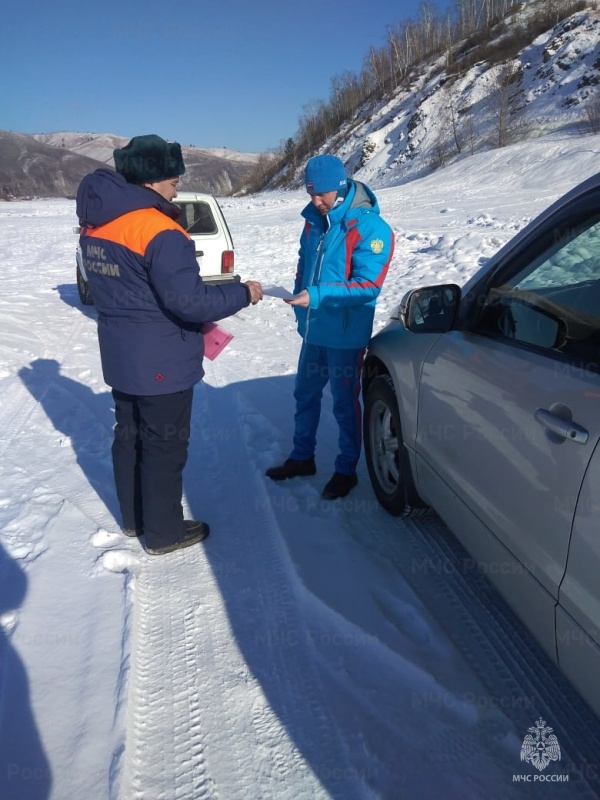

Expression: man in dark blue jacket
xmin=76 ymin=134 xmax=262 ymax=555
xmin=267 ymin=155 xmax=394 ymax=499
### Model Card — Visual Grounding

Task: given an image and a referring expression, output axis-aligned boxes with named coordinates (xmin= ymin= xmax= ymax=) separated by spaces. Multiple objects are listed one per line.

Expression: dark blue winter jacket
xmin=76 ymin=169 xmax=249 ymax=395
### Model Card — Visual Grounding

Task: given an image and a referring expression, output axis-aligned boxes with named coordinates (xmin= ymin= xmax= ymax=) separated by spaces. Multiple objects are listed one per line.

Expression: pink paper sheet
xmin=203 ymin=322 xmax=234 ymax=360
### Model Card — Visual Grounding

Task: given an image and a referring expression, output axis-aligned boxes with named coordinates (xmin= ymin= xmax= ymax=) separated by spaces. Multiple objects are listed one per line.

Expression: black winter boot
xmin=266 ymin=457 xmax=316 ymax=481
xmin=144 ymin=520 xmax=210 ymax=555
xmin=322 ymin=471 xmax=358 ymax=500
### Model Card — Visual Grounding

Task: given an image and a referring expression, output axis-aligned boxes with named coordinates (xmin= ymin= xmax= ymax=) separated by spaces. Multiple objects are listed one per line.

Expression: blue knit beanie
xmin=305 ymin=155 xmax=347 ymax=194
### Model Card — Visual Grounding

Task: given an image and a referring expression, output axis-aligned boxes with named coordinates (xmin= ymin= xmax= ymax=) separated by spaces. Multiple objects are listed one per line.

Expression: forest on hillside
xmin=245 ymin=0 xmax=593 ymax=191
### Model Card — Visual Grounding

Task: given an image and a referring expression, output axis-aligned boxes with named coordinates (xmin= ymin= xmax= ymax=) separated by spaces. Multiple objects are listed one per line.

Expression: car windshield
xmin=516 ymin=216 xmax=600 ymax=292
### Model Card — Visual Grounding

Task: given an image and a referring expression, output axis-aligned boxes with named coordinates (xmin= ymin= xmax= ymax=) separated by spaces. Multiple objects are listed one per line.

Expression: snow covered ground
xmin=1 ymin=133 xmax=599 ymax=800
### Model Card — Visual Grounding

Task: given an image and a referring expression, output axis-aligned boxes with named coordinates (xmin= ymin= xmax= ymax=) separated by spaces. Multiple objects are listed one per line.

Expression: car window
xmin=474 ymin=213 xmax=600 ymax=372
xmin=175 ymin=202 xmax=218 ymax=235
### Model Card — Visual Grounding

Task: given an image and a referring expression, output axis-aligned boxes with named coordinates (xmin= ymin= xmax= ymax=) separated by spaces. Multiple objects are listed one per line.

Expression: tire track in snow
xmin=346 ymin=508 xmax=600 ymax=797
xmin=202 ymin=364 xmax=364 ymax=800
xmin=121 ymin=366 xmax=349 ymax=799
xmin=196 ymin=363 xmax=362 ymax=798
xmin=123 ymin=555 xmax=219 ymax=800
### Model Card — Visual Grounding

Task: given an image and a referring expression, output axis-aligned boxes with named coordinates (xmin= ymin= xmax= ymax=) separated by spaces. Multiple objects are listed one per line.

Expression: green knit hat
xmin=113 ymin=134 xmax=185 ymax=183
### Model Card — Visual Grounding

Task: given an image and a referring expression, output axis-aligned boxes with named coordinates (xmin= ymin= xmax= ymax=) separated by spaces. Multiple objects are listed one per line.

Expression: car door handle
xmin=534 ymin=408 xmax=589 ymax=445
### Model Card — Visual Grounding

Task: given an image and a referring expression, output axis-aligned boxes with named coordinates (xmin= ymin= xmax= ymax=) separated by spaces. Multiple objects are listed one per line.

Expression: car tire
xmin=364 ymin=374 xmax=427 ymax=517
xmin=76 ymin=264 xmax=94 ymax=305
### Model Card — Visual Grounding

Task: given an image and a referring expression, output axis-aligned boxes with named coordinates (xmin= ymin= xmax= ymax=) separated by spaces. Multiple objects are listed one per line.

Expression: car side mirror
xmin=401 ymin=284 xmax=460 ymax=333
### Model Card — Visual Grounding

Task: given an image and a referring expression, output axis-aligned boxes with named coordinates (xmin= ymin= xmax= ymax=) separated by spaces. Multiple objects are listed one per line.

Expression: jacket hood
xmin=349 ymin=180 xmax=379 ymax=213
xmin=76 ymin=168 xmax=180 ymax=227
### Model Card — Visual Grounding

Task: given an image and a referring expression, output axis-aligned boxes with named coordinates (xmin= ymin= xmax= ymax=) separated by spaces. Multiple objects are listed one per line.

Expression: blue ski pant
xmin=290 ymin=342 xmax=365 ymax=475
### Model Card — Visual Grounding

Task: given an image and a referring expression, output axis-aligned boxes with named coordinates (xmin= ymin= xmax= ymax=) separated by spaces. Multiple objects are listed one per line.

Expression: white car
xmin=75 ymin=191 xmax=238 ymax=305
xmin=363 ymin=170 xmax=600 ymax=718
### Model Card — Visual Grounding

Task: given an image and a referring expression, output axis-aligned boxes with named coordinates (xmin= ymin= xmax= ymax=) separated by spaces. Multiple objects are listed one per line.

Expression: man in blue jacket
xmin=267 ymin=155 xmax=394 ymax=499
xmin=77 ymin=134 xmax=262 ymax=555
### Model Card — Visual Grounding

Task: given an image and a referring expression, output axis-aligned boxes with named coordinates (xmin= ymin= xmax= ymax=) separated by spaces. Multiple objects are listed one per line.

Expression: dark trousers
xmin=290 ymin=342 xmax=365 ymax=475
xmin=111 ymin=388 xmax=193 ymax=549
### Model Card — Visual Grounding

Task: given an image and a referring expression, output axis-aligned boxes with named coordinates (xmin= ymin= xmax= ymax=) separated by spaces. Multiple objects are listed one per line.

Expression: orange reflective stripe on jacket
xmin=86 ymin=208 xmax=189 ymax=256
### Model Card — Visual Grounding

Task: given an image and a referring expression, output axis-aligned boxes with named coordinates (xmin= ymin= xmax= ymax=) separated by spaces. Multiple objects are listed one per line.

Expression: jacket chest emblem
xmin=370 ymin=239 xmax=384 ymax=254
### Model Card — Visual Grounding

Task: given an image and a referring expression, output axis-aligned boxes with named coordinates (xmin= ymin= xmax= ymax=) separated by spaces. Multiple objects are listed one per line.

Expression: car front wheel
xmin=76 ymin=264 xmax=93 ymax=305
xmin=364 ymin=374 xmax=426 ymax=516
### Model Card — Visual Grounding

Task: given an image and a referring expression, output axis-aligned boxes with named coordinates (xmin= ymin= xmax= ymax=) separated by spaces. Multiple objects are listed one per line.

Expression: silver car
xmin=363 ymin=171 xmax=600 ymax=718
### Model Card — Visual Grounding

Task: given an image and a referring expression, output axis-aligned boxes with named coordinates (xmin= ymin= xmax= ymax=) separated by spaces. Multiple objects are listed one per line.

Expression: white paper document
xmin=262 ymin=285 xmax=294 ymax=300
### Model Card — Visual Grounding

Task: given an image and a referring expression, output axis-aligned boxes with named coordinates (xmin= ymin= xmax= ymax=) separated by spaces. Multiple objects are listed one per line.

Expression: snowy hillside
xmin=33 ymin=132 xmax=131 ymax=165
xmin=1 ymin=130 xmax=599 ymax=799
xmin=290 ymin=4 xmax=600 ymax=191
xmin=0 ymin=132 xmax=261 ymax=199
xmin=33 ymin=132 xmax=263 ymax=167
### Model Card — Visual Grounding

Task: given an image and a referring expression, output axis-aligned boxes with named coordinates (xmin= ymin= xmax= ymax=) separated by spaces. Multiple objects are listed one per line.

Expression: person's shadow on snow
xmin=18 ymin=358 xmax=120 ymax=527
xmin=54 ymin=283 xmax=97 ymax=320
xmin=0 ymin=542 xmax=52 ymax=799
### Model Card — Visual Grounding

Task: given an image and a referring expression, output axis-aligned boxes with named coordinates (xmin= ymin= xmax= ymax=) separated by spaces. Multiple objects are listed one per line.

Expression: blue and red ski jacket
xmin=293 ymin=180 xmax=395 ymax=349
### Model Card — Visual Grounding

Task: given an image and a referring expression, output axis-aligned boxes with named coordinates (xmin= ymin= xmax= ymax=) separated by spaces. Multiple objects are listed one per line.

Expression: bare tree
xmin=488 ymin=63 xmax=528 ymax=148
xmin=431 ymin=80 xmax=471 ymax=166
xmin=449 ymin=93 xmax=465 ymax=155
xmin=441 ymin=9 xmax=455 ymax=69
xmin=387 ymin=24 xmax=410 ymax=83
xmin=491 ymin=66 xmax=512 ymax=147
xmin=580 ymin=92 xmax=600 ymax=135
xmin=456 ymin=0 xmax=478 ymax=36
xmin=419 ymin=2 xmax=438 ymax=54
xmin=430 ymin=133 xmax=453 ymax=170
xmin=284 ymin=137 xmax=297 ymax=172
xmin=367 ymin=46 xmax=391 ymax=96
xmin=297 ymin=100 xmax=322 ymax=152
xmin=330 ymin=71 xmax=364 ymax=125
xmin=462 ymin=106 xmax=478 ymax=155
xmin=404 ymin=20 xmax=419 ymax=65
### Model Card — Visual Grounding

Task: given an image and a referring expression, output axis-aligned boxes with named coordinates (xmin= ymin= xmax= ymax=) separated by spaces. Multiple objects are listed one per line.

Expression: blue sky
xmin=2 ymin=0 xmax=449 ymax=154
